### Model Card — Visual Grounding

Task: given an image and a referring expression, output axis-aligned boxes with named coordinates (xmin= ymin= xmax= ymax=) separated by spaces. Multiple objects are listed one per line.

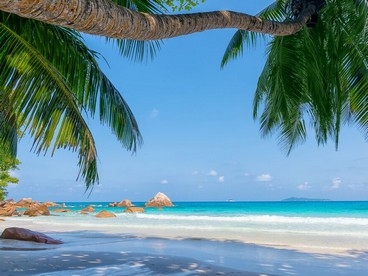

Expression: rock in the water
xmin=24 ymin=204 xmax=50 ymax=217
xmin=0 ymin=227 xmax=62 ymax=244
xmin=108 ymin=200 xmax=133 ymax=207
xmin=95 ymin=210 xmax=116 ymax=218
xmin=81 ymin=206 xmax=94 ymax=212
xmin=0 ymin=218 xmax=5 ymax=221
xmin=117 ymin=200 xmax=133 ymax=207
xmin=80 ymin=211 xmax=89 ymax=215
xmin=52 ymin=209 xmax=71 ymax=213
xmin=15 ymin=198 xmax=33 ymax=208
xmin=145 ymin=192 xmax=173 ymax=207
xmin=43 ymin=201 xmax=59 ymax=207
xmin=124 ymin=207 xmax=145 ymax=213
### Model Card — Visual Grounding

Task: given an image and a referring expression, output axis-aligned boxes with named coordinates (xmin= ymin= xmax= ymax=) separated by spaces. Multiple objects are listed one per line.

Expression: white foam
xmin=133 ymin=214 xmax=368 ymax=226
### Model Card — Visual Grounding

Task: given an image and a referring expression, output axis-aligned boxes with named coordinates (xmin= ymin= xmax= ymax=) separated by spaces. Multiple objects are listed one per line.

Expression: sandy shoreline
xmin=1 ymin=219 xmax=368 ymax=275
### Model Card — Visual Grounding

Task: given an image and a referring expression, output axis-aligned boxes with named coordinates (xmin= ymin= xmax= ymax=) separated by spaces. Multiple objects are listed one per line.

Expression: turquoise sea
xmin=3 ymin=201 xmax=368 ymax=275
xmin=59 ymin=200 xmax=368 ymax=218
xmin=36 ymin=201 xmax=368 ymax=243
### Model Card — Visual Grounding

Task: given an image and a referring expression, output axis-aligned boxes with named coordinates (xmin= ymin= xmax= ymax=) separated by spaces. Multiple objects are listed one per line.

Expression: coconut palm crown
xmin=222 ymin=0 xmax=368 ymax=154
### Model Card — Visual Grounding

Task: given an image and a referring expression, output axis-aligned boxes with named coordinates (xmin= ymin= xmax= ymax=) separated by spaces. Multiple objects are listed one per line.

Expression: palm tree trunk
xmin=0 ymin=0 xmax=317 ymax=40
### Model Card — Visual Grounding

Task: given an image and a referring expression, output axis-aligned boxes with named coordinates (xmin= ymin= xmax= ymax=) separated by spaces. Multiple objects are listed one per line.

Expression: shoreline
xmin=1 ymin=216 xmax=367 ymax=255
xmin=1 ymin=218 xmax=368 ymax=275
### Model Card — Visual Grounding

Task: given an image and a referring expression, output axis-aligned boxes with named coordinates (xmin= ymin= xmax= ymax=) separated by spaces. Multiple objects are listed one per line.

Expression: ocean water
xmin=12 ymin=201 xmax=368 ymax=252
xmin=3 ymin=201 xmax=368 ymax=275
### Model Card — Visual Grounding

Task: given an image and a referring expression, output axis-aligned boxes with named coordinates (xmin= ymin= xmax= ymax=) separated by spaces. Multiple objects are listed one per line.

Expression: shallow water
xmin=7 ymin=201 xmax=368 ymax=253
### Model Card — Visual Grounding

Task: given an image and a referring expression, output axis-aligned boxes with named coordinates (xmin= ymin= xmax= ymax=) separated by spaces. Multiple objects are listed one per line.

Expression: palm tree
xmin=0 ymin=0 xmax=166 ymax=190
xmin=1 ymin=0 xmax=367 ymax=189
xmin=0 ymin=0 xmax=321 ymax=39
xmin=222 ymin=0 xmax=368 ymax=153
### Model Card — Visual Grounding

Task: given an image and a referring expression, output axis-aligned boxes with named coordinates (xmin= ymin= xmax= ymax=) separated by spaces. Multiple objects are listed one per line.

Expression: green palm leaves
xmin=0 ymin=12 xmax=142 ymax=190
xmin=223 ymin=0 xmax=368 ymax=153
xmin=107 ymin=0 xmax=163 ymax=61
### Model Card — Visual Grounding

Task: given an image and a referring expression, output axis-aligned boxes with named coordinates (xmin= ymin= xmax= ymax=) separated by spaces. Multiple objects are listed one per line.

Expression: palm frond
xmin=0 ymin=106 xmax=17 ymax=157
xmin=4 ymin=12 xmax=142 ymax=148
xmin=221 ymin=0 xmax=288 ymax=68
xmin=254 ymin=0 xmax=368 ymax=152
xmin=107 ymin=0 xmax=164 ymax=62
xmin=0 ymin=17 xmax=99 ymax=188
xmin=254 ymin=32 xmax=311 ymax=153
xmin=1 ymin=12 xmax=144 ymax=189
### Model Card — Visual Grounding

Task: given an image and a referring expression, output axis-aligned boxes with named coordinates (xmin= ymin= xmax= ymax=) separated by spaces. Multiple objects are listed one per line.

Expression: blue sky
xmin=7 ymin=0 xmax=368 ymax=202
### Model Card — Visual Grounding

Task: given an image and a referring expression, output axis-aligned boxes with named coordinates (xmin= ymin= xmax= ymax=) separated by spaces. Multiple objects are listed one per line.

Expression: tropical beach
xmin=1 ymin=0 xmax=368 ymax=275
xmin=1 ymin=198 xmax=368 ymax=275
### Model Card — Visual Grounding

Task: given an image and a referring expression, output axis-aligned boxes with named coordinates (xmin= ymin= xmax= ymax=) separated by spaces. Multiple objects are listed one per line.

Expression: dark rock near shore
xmin=0 ymin=227 xmax=63 ymax=244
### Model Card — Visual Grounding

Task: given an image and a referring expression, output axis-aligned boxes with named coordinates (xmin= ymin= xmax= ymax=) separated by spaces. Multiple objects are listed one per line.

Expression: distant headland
xmin=282 ymin=197 xmax=330 ymax=202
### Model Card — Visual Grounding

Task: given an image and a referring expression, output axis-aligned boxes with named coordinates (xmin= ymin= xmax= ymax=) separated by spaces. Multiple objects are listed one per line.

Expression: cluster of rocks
xmin=0 ymin=198 xmax=62 ymax=217
xmin=0 ymin=192 xmax=174 ymax=219
xmin=0 ymin=192 xmax=174 ymax=244
xmin=107 ymin=192 xmax=173 ymax=209
xmin=95 ymin=192 xmax=173 ymax=218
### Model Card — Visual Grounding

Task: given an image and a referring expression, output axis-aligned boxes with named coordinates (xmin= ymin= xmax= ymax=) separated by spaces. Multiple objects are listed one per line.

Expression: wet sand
xmin=1 ymin=219 xmax=368 ymax=275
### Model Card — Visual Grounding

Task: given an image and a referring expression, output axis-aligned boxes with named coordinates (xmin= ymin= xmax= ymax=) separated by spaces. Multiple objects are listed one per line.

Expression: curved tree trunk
xmin=0 ymin=0 xmax=316 ymax=40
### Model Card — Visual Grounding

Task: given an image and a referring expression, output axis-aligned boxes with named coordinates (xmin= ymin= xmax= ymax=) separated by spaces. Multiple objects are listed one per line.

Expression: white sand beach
xmin=1 ymin=217 xmax=368 ymax=276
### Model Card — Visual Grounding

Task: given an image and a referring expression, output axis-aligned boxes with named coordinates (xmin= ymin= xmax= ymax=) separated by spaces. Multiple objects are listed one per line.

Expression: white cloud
xmin=150 ymin=108 xmax=159 ymax=118
xmin=332 ymin=177 xmax=342 ymax=189
xmin=161 ymin=179 xmax=169 ymax=184
xmin=244 ymin=173 xmax=249 ymax=177
xmin=218 ymin=176 xmax=225 ymax=183
xmin=207 ymin=170 xmax=218 ymax=176
xmin=256 ymin=174 xmax=272 ymax=182
xmin=297 ymin=182 xmax=311 ymax=191
xmin=192 ymin=170 xmax=199 ymax=175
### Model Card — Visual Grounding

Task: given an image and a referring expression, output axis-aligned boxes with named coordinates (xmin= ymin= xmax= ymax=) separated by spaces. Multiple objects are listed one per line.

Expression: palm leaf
xmin=0 ymin=105 xmax=17 ymax=157
xmin=254 ymin=0 xmax=368 ymax=152
xmin=107 ymin=0 xmax=164 ymax=62
xmin=17 ymin=19 xmax=143 ymax=151
xmin=221 ymin=0 xmax=288 ymax=68
xmin=1 ymin=12 xmax=144 ymax=188
xmin=0 ymin=17 xmax=99 ymax=188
